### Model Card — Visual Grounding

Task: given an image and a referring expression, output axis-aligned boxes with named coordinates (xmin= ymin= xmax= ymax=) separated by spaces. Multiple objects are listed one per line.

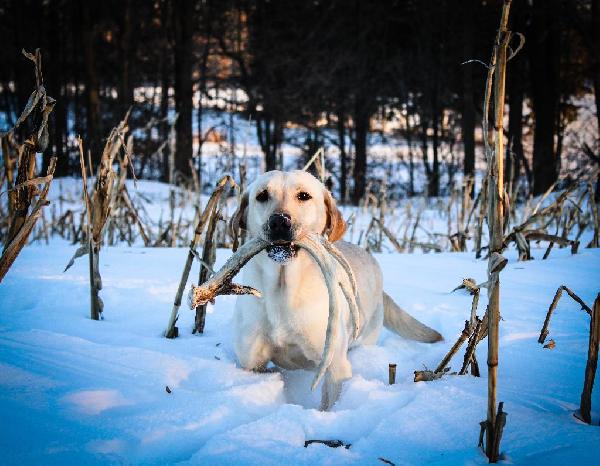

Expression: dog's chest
xmin=262 ymin=262 xmax=330 ymax=364
xmin=265 ymin=289 xmax=328 ymax=342
xmin=243 ymin=251 xmax=345 ymax=369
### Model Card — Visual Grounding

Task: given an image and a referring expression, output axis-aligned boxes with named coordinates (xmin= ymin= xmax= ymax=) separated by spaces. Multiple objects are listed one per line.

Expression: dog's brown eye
xmin=256 ymin=190 xmax=269 ymax=203
xmin=297 ymin=191 xmax=312 ymax=201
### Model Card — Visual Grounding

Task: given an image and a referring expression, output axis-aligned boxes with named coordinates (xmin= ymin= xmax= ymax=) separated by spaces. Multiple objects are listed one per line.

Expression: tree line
xmin=0 ymin=0 xmax=598 ymax=204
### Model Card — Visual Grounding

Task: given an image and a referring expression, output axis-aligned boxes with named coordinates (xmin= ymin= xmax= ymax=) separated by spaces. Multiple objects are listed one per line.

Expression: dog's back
xmin=336 ymin=240 xmax=442 ymax=344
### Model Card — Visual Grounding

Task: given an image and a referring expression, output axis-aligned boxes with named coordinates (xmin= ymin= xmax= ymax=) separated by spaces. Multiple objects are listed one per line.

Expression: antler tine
xmin=318 ymin=236 xmax=361 ymax=337
xmin=302 ymin=235 xmax=360 ymax=339
xmin=338 ymin=278 xmax=360 ymax=340
xmin=295 ymin=236 xmax=341 ymax=390
xmin=320 ymin=238 xmax=359 ymax=298
xmin=189 ymin=237 xmax=269 ymax=308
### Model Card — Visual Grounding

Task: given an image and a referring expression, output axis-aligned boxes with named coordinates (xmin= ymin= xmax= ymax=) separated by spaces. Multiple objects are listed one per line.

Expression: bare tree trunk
xmin=529 ymin=0 xmax=560 ymax=195
xmin=45 ymin=4 xmax=68 ymax=176
xmin=405 ymin=105 xmax=416 ymax=197
xmin=337 ymin=110 xmax=347 ymax=203
xmin=421 ymin=117 xmax=433 ymax=197
xmin=173 ymin=0 xmax=194 ymax=180
xmin=81 ymin=1 xmax=101 ymax=164
xmin=160 ymin=56 xmax=170 ymax=182
xmin=195 ymin=9 xmax=212 ymax=188
xmin=256 ymin=114 xmax=281 ymax=171
xmin=118 ymin=0 xmax=136 ymax=118
xmin=430 ymin=102 xmax=440 ymax=197
xmin=592 ymin=0 xmax=600 ymax=139
xmin=352 ymin=103 xmax=368 ymax=205
xmin=461 ymin=0 xmax=476 ymax=194
xmin=507 ymin=52 xmax=524 ymax=196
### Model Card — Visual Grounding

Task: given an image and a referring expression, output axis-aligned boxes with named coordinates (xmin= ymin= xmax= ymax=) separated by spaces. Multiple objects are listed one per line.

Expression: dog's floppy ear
xmin=323 ymin=189 xmax=346 ymax=243
xmin=230 ymin=191 xmax=249 ymax=251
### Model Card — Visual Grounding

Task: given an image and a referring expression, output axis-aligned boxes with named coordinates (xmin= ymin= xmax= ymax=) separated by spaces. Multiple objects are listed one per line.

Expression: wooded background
xmin=0 ymin=0 xmax=598 ymax=204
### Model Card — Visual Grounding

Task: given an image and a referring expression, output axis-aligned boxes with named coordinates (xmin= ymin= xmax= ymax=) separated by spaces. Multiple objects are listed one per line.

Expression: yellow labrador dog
xmin=230 ymin=170 xmax=442 ymax=410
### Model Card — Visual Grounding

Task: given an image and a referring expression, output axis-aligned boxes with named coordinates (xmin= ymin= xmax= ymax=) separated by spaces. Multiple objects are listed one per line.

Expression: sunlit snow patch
xmin=63 ymin=389 xmax=132 ymax=415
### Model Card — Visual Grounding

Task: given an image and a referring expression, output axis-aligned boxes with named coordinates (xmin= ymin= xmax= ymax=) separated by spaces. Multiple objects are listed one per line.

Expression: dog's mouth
xmin=266 ymin=241 xmax=299 ymax=263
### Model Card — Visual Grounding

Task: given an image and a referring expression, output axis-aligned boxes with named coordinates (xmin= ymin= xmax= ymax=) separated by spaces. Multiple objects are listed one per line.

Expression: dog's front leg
xmin=236 ymin=331 xmax=272 ymax=372
xmin=319 ymin=353 xmax=352 ymax=411
xmin=234 ymin=297 xmax=272 ymax=372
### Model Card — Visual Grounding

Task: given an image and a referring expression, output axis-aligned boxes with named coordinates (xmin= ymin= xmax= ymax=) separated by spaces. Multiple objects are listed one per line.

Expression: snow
xmin=1 ymin=237 xmax=599 ymax=465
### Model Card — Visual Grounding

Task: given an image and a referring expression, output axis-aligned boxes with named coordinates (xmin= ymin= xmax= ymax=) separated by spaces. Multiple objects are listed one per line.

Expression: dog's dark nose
xmin=268 ymin=213 xmax=292 ymax=241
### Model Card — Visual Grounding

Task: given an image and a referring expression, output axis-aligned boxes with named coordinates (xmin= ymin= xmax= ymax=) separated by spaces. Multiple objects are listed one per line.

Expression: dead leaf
xmin=543 ymin=339 xmax=556 ymax=349
xmin=63 ymin=244 xmax=90 ymax=272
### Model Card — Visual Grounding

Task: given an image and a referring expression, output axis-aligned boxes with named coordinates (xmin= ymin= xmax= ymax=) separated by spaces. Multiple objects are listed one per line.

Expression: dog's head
xmin=230 ymin=170 xmax=345 ymax=262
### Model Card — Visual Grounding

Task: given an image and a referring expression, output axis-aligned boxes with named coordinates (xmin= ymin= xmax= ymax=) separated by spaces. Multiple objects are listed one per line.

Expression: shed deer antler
xmin=188 ymin=232 xmax=360 ymax=390
xmin=294 ymin=234 xmax=360 ymax=389
xmin=188 ymin=237 xmax=268 ymax=307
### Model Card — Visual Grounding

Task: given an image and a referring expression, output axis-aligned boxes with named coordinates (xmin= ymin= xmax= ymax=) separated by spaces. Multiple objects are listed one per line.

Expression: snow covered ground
xmin=1 ymin=239 xmax=599 ymax=465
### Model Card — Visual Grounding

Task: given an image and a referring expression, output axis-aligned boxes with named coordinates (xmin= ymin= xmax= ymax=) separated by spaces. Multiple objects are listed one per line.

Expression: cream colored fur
xmin=231 ymin=170 xmax=442 ymax=410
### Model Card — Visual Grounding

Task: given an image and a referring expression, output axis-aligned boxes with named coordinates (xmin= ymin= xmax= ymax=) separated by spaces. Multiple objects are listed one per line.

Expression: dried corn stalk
xmin=415 ymin=278 xmax=484 ymax=382
xmin=538 ymin=289 xmax=599 ymax=425
xmin=579 ymin=294 xmax=599 ymax=424
xmin=193 ymin=202 xmax=221 ymax=334
xmin=83 ymin=112 xmax=130 ymax=320
xmin=165 ymin=175 xmax=236 ymax=338
xmin=0 ymin=49 xmax=57 ymax=283
xmin=480 ymin=1 xmax=513 ymax=460
xmin=538 ymin=285 xmax=592 ymax=345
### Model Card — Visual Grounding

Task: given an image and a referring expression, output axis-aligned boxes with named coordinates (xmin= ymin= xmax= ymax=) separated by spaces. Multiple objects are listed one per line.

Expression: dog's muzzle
xmin=266 ymin=213 xmax=298 ymax=263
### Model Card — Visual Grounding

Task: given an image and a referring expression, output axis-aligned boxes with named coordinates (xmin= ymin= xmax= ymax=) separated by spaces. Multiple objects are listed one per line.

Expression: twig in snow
xmin=538 ymin=285 xmax=593 ymax=344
